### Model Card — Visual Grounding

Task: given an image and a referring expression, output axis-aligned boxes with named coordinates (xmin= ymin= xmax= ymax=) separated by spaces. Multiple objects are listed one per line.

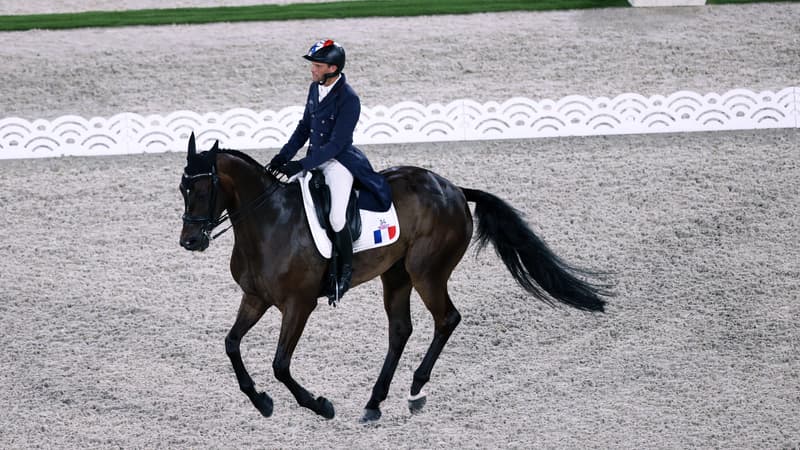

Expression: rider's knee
xmin=329 ymin=213 xmax=346 ymax=232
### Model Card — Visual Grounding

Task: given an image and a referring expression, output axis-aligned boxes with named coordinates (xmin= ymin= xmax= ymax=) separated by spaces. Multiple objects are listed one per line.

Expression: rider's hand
xmin=280 ymin=161 xmax=303 ymax=178
xmin=268 ymin=154 xmax=288 ymax=170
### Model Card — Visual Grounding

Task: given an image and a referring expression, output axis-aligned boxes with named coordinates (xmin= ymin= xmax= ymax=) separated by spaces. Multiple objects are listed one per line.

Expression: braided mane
xmin=217 ymin=148 xmax=264 ymax=170
xmin=186 ymin=146 xmax=265 ymax=175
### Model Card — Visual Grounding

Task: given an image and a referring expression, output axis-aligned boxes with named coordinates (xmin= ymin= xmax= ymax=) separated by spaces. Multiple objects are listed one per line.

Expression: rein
xmin=208 ymin=180 xmax=280 ymax=240
xmin=181 ymin=163 xmax=286 ymax=241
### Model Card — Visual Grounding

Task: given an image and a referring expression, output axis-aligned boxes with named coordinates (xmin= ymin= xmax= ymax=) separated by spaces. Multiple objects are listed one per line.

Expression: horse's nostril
xmin=181 ymin=235 xmax=209 ymax=251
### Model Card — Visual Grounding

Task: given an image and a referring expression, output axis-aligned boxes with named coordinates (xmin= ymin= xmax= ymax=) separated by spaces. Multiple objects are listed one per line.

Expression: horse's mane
xmin=218 ymin=148 xmax=296 ymax=187
xmin=187 ymin=145 xmax=287 ymax=186
xmin=187 ymin=147 xmax=264 ymax=174
xmin=217 ymin=148 xmax=264 ymax=170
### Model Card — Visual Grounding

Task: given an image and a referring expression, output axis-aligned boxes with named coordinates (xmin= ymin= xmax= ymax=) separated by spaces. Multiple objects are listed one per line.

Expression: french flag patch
xmin=373 ymin=220 xmax=398 ymax=244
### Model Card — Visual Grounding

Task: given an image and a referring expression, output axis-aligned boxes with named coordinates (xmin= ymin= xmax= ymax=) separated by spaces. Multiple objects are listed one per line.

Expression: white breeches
xmin=319 ymin=159 xmax=354 ymax=232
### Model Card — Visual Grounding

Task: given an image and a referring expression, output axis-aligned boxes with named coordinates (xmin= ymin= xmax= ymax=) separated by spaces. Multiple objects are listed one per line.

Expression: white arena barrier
xmin=0 ymin=87 xmax=797 ymax=160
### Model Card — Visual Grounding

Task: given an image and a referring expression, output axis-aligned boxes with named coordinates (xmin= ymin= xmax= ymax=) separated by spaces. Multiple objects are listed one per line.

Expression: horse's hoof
xmin=255 ymin=392 xmax=273 ymax=417
xmin=408 ymin=391 xmax=427 ymax=414
xmin=316 ymin=396 xmax=335 ymax=419
xmin=360 ymin=408 xmax=382 ymax=424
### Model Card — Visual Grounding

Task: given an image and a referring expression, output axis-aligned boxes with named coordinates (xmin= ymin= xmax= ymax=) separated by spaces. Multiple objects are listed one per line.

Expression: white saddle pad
xmin=297 ymin=171 xmax=400 ymax=259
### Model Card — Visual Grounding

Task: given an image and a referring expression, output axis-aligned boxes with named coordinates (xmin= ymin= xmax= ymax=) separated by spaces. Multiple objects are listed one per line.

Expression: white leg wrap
xmin=408 ymin=391 xmax=427 ymax=401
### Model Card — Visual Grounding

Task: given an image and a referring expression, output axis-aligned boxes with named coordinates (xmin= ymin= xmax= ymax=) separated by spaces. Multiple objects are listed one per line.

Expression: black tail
xmin=462 ymin=188 xmax=612 ymax=312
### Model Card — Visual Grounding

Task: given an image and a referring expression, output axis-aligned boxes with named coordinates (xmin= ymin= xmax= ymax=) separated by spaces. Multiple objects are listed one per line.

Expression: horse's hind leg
xmin=408 ymin=273 xmax=462 ymax=414
xmin=225 ymin=293 xmax=273 ymax=417
xmin=361 ymin=260 xmax=414 ymax=423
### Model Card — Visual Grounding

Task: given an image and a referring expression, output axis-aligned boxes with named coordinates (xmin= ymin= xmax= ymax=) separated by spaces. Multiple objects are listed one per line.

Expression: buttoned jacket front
xmin=278 ymin=74 xmax=392 ymax=211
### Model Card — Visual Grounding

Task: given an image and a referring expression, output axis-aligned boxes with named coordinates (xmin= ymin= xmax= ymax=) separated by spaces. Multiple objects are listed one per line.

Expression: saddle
xmin=297 ymin=170 xmax=400 ymax=260
xmin=308 ymin=170 xmax=362 ymax=244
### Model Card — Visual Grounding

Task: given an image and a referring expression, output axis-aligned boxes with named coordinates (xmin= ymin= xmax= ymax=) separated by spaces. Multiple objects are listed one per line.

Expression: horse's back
xmin=381 ymin=165 xmax=467 ymax=211
xmin=380 ymin=166 xmax=473 ymax=257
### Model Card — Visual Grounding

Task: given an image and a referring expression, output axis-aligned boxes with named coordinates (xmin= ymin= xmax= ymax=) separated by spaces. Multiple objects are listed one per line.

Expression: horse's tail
xmin=461 ymin=188 xmax=611 ymax=312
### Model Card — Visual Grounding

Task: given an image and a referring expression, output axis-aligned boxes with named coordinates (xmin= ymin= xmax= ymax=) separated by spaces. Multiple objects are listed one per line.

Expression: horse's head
xmin=179 ymin=132 xmax=225 ymax=251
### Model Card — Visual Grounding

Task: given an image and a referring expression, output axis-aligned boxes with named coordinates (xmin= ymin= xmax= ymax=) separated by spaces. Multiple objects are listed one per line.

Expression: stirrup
xmin=327 ymin=286 xmax=340 ymax=307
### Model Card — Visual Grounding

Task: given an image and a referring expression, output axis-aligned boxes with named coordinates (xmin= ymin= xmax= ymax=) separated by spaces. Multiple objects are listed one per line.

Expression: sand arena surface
xmin=1 ymin=2 xmax=799 ymax=448
xmin=1 ymin=3 xmax=798 ymax=119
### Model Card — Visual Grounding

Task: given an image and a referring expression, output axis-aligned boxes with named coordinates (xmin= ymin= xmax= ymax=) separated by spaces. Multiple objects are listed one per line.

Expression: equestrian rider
xmin=268 ymin=39 xmax=392 ymax=304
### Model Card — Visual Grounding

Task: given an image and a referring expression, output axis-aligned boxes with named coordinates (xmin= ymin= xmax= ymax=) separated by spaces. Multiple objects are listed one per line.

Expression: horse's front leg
xmin=225 ymin=293 xmax=273 ymax=417
xmin=273 ymin=300 xmax=334 ymax=419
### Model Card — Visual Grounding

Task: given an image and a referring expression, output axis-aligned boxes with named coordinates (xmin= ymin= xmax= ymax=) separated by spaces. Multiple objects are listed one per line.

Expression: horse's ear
xmin=211 ymin=140 xmax=219 ymax=152
xmin=188 ymin=132 xmax=197 ymax=159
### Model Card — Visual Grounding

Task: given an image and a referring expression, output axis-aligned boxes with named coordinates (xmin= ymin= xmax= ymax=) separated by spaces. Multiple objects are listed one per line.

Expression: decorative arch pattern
xmin=1 ymin=88 xmax=797 ymax=159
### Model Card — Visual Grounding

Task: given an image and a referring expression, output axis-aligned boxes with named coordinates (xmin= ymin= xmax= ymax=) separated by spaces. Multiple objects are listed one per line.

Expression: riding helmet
xmin=303 ymin=39 xmax=346 ymax=74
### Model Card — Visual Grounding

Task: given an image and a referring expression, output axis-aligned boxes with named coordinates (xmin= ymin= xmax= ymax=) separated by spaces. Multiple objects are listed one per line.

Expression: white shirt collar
xmin=318 ymin=75 xmax=341 ymax=102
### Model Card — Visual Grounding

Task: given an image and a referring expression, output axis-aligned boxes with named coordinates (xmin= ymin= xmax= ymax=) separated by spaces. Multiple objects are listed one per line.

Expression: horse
xmin=178 ymin=133 xmax=612 ymax=423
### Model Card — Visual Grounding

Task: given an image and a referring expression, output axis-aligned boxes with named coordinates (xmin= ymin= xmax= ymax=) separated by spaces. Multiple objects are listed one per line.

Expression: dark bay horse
xmin=178 ymin=133 xmax=611 ymax=423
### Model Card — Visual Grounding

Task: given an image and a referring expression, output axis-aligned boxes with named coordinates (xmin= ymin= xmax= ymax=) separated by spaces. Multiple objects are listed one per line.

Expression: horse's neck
xmin=217 ymin=154 xmax=305 ymax=259
xmin=217 ymin=153 xmax=300 ymax=228
xmin=218 ymin=154 xmax=271 ymax=205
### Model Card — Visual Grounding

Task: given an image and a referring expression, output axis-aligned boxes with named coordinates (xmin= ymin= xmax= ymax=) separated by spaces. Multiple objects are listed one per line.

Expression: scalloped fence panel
xmin=1 ymin=87 xmax=797 ymax=160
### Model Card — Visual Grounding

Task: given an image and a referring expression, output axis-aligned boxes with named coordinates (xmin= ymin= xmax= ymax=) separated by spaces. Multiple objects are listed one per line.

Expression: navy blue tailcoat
xmin=277 ymin=74 xmax=392 ymax=212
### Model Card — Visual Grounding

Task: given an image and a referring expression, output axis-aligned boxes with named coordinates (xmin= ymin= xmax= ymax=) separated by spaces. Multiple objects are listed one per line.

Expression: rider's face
xmin=310 ymin=62 xmax=337 ymax=84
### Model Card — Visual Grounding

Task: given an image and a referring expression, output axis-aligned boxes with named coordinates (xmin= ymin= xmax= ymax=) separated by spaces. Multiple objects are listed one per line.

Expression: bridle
xmin=180 ymin=163 xmax=225 ymax=241
xmin=180 ymin=161 xmax=284 ymax=242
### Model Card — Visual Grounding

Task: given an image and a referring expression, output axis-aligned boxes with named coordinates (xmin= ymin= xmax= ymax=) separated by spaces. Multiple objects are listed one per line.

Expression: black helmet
xmin=303 ymin=39 xmax=346 ymax=74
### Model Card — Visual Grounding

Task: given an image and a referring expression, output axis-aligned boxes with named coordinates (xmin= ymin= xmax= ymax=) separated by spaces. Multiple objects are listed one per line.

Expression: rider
xmin=269 ymin=39 xmax=392 ymax=304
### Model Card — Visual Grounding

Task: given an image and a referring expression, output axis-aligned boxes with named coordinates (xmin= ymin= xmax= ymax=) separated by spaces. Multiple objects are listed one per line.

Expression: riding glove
xmin=280 ymin=161 xmax=304 ymax=178
xmin=268 ymin=154 xmax=288 ymax=170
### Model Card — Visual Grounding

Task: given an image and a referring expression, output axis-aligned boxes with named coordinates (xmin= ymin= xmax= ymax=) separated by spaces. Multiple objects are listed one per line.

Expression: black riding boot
xmin=326 ymin=248 xmax=339 ymax=304
xmin=328 ymin=228 xmax=353 ymax=306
